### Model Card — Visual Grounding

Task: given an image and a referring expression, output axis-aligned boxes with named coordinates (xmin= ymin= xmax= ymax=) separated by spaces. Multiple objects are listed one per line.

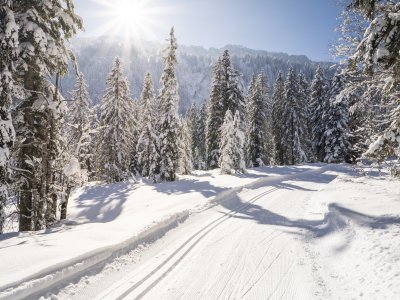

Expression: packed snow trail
xmin=61 ymin=166 xmax=335 ymax=300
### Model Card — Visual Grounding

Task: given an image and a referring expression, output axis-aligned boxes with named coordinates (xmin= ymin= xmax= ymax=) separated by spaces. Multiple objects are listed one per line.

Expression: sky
xmin=75 ymin=0 xmax=343 ymax=62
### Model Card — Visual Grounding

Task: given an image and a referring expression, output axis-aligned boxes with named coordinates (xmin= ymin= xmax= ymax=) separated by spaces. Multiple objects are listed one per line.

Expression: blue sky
xmin=75 ymin=0 xmax=343 ymax=62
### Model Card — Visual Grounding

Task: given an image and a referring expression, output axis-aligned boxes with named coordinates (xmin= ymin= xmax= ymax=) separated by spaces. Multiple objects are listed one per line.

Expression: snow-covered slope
xmin=61 ymin=37 xmax=334 ymax=113
xmin=0 ymin=164 xmax=399 ymax=300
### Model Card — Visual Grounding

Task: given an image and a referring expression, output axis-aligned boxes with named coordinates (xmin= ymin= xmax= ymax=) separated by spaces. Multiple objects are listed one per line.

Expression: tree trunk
xmin=60 ymin=185 xmax=72 ymax=220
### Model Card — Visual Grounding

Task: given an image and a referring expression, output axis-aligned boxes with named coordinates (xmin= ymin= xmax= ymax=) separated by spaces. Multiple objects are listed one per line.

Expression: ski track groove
xmin=238 ymin=230 xmax=283 ymax=297
xmin=107 ymin=187 xmax=280 ymax=300
xmin=241 ymin=249 xmax=283 ymax=298
xmin=267 ymin=260 xmax=296 ymax=300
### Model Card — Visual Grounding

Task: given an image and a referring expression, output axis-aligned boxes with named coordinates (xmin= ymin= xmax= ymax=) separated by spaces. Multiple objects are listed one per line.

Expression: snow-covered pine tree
xmin=246 ymin=74 xmax=266 ymax=167
xmin=0 ymin=2 xmax=18 ymax=233
xmin=272 ymin=72 xmax=285 ymax=165
xmin=196 ymin=101 xmax=207 ymax=170
xmin=96 ymin=58 xmax=134 ymax=183
xmin=186 ymin=102 xmax=199 ymax=169
xmin=298 ymin=72 xmax=314 ymax=161
xmin=219 ymin=110 xmax=235 ymax=174
xmin=245 ymin=75 xmax=257 ymax=166
xmin=232 ymin=110 xmax=246 ymax=173
xmin=12 ymin=0 xmax=82 ymax=231
xmin=282 ymin=67 xmax=308 ymax=165
xmin=68 ymin=73 xmax=93 ymax=183
xmin=178 ymin=118 xmax=193 ymax=175
xmin=137 ymin=72 xmax=159 ymax=179
xmin=310 ymin=65 xmax=329 ymax=162
xmin=347 ymin=0 xmax=400 ymax=169
xmin=158 ymin=27 xmax=180 ymax=182
xmin=207 ymin=50 xmax=245 ymax=170
xmin=324 ymin=70 xmax=351 ymax=163
xmin=206 ymin=58 xmax=224 ymax=169
xmin=221 ymin=50 xmax=246 ymax=123
xmin=129 ymin=96 xmax=139 ymax=176
xmin=258 ymin=72 xmax=273 ymax=165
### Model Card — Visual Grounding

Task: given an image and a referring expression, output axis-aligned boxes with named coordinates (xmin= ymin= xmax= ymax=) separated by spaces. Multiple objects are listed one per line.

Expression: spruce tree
xmin=158 ymin=27 xmax=180 ymax=182
xmin=246 ymin=74 xmax=266 ymax=167
xmin=258 ymin=72 xmax=273 ymax=165
xmin=272 ymin=72 xmax=285 ymax=165
xmin=298 ymin=72 xmax=314 ymax=161
xmin=186 ymin=102 xmax=199 ymax=169
xmin=137 ymin=72 xmax=159 ymax=178
xmin=232 ymin=110 xmax=246 ymax=173
xmin=96 ymin=58 xmax=134 ymax=183
xmin=346 ymin=1 xmax=400 ymax=169
xmin=12 ymin=0 xmax=82 ymax=231
xmin=0 ymin=2 xmax=18 ymax=233
xmin=196 ymin=101 xmax=207 ymax=170
xmin=310 ymin=65 xmax=329 ymax=162
xmin=221 ymin=50 xmax=245 ymax=122
xmin=219 ymin=110 xmax=235 ymax=174
xmin=282 ymin=67 xmax=307 ymax=165
xmin=206 ymin=59 xmax=224 ymax=169
xmin=178 ymin=118 xmax=193 ymax=175
xmin=245 ymin=75 xmax=257 ymax=166
xmin=206 ymin=50 xmax=244 ymax=170
xmin=324 ymin=71 xmax=351 ymax=163
xmin=68 ymin=73 xmax=93 ymax=182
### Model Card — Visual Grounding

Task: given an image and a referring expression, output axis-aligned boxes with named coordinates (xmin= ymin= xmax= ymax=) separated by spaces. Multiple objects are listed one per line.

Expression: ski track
xmin=44 ymin=165 xmax=341 ymax=300
xmin=96 ymin=168 xmax=328 ymax=300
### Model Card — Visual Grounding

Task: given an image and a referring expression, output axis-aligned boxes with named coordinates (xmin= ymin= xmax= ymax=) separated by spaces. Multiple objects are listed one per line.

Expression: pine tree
xmin=310 ymin=65 xmax=329 ymax=162
xmin=206 ymin=59 xmax=224 ymax=169
xmin=298 ymin=72 xmax=314 ymax=161
xmin=96 ymin=58 xmax=134 ymax=183
xmin=282 ymin=67 xmax=307 ymax=165
xmin=206 ymin=50 xmax=244 ymax=170
xmin=245 ymin=75 xmax=257 ymax=166
xmin=232 ymin=110 xmax=246 ymax=173
xmin=258 ymin=72 xmax=273 ymax=165
xmin=186 ymin=102 xmax=199 ymax=169
xmin=0 ymin=2 xmax=18 ymax=233
xmin=158 ymin=27 xmax=180 ymax=182
xmin=346 ymin=1 xmax=400 ymax=169
xmin=68 ymin=73 xmax=93 ymax=182
xmin=178 ymin=118 xmax=193 ymax=175
xmin=196 ymin=101 xmax=207 ymax=170
xmin=137 ymin=72 xmax=159 ymax=178
xmin=221 ymin=50 xmax=245 ymax=123
xmin=272 ymin=72 xmax=285 ymax=165
xmin=324 ymin=71 xmax=351 ymax=163
xmin=130 ymin=97 xmax=139 ymax=176
xmin=219 ymin=110 xmax=235 ymax=174
xmin=246 ymin=74 xmax=266 ymax=167
xmin=12 ymin=0 xmax=82 ymax=231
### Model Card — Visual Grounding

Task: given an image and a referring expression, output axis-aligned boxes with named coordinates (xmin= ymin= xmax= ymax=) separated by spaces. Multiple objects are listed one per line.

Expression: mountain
xmin=61 ymin=36 xmax=334 ymax=113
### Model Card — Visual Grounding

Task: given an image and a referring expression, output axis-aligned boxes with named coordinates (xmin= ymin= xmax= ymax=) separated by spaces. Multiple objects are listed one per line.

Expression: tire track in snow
xmin=102 ymin=187 xmax=279 ymax=300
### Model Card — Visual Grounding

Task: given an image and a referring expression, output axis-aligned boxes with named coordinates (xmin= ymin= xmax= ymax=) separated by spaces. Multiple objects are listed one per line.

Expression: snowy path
xmin=5 ymin=164 xmax=399 ymax=300
xmin=58 ymin=167 xmax=335 ymax=300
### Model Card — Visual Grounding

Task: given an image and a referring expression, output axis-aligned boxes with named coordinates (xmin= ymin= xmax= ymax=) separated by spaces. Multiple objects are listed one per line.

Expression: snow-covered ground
xmin=0 ymin=164 xmax=399 ymax=299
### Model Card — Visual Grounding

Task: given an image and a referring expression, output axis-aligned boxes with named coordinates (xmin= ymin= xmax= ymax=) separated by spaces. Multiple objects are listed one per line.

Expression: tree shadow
xmin=152 ymin=179 xmax=225 ymax=198
xmin=218 ymin=167 xmax=400 ymax=247
xmin=73 ymin=181 xmax=137 ymax=224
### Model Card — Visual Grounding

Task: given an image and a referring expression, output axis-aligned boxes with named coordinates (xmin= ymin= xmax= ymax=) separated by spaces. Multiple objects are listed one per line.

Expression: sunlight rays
xmin=89 ymin=0 xmax=174 ymax=57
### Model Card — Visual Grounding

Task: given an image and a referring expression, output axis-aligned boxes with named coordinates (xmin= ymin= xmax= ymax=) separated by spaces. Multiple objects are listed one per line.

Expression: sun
xmin=110 ymin=0 xmax=148 ymax=35
xmin=92 ymin=0 xmax=163 ymax=40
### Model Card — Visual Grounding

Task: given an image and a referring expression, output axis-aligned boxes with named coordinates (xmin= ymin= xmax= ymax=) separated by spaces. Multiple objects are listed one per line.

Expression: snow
xmin=0 ymin=164 xmax=399 ymax=299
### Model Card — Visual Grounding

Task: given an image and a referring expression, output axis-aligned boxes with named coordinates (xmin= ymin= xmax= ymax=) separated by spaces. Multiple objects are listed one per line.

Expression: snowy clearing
xmin=0 ymin=164 xmax=399 ymax=300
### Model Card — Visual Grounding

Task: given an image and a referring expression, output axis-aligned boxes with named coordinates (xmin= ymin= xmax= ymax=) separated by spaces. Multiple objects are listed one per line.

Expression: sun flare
xmin=93 ymin=0 xmax=165 ymax=40
xmin=111 ymin=0 xmax=147 ymax=34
